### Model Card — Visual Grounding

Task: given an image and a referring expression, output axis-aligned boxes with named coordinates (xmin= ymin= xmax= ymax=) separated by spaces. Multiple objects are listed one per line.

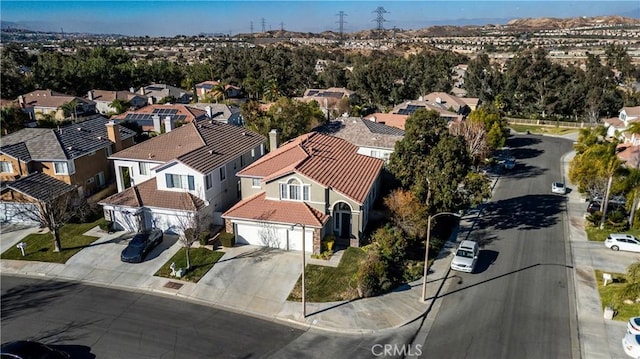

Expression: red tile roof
xmin=99 ymin=177 xmax=204 ymax=211
xmin=239 ymin=132 xmax=383 ymax=204
xmin=604 ymin=117 xmax=624 ymax=128
xmin=20 ymin=89 xmax=93 ymax=108
xmin=223 ymin=192 xmax=328 ymax=227
xmin=617 ymin=144 xmax=640 ymax=168
xmin=364 ymin=113 xmax=409 ymax=130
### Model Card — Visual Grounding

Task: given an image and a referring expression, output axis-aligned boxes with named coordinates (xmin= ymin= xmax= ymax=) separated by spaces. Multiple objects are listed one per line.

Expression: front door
xmin=120 ymin=166 xmax=131 ymax=189
xmin=340 ymin=212 xmax=350 ymax=238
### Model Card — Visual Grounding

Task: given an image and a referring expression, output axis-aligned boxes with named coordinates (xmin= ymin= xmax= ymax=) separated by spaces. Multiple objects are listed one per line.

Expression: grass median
xmin=0 ymin=218 xmax=108 ymax=263
xmin=585 ymin=226 xmax=640 ymax=242
xmin=155 ymin=247 xmax=224 ymax=283
xmin=510 ymin=124 xmax=579 ymax=136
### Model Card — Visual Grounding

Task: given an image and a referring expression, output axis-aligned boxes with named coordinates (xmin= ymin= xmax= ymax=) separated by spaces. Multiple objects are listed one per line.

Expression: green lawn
xmin=585 ymin=225 xmax=640 ymax=242
xmin=509 ymin=124 xmax=579 ymax=136
xmin=594 ymin=269 xmax=639 ymax=321
xmin=0 ymin=218 xmax=108 ymax=263
xmin=155 ymin=247 xmax=224 ymax=283
xmin=288 ymin=247 xmax=367 ymax=302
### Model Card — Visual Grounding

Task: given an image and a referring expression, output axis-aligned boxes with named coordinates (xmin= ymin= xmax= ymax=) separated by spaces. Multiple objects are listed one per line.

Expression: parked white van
xmin=450 ymin=240 xmax=479 ymax=273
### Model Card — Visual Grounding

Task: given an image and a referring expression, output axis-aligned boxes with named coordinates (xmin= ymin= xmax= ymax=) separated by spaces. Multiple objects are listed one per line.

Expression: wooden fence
xmin=506 ymin=117 xmax=598 ymax=129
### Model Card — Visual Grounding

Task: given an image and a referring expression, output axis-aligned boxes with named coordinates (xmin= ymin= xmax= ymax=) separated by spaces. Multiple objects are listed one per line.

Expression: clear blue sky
xmin=1 ymin=1 xmax=638 ymax=37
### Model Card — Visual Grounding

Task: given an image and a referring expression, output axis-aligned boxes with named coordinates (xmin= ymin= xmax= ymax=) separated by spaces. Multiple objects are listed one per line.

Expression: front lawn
xmin=510 ymin=124 xmax=579 ymax=136
xmin=585 ymin=225 xmax=640 ymax=242
xmin=288 ymin=247 xmax=367 ymax=302
xmin=594 ymin=269 xmax=639 ymax=321
xmin=155 ymin=247 xmax=224 ymax=283
xmin=0 ymin=218 xmax=108 ymax=263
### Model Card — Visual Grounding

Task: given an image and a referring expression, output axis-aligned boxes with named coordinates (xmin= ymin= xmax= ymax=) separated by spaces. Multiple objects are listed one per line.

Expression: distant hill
xmin=505 ymin=15 xmax=640 ymax=29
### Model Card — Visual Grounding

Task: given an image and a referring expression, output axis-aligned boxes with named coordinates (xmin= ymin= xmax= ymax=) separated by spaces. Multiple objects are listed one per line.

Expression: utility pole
xmin=250 ymin=21 xmax=254 ymax=34
xmin=280 ymin=22 xmax=284 ymax=31
xmin=372 ymin=7 xmax=389 ymax=31
xmin=336 ymin=11 xmax=347 ymax=41
xmin=261 ymin=18 xmax=266 ymax=33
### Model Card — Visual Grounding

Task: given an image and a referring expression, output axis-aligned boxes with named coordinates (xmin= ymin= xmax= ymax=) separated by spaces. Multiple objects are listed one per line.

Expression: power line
xmin=372 ymin=6 xmax=389 ymax=31
xmin=250 ymin=21 xmax=254 ymax=34
xmin=336 ymin=11 xmax=347 ymax=39
xmin=280 ymin=22 xmax=284 ymax=31
xmin=261 ymin=18 xmax=266 ymax=33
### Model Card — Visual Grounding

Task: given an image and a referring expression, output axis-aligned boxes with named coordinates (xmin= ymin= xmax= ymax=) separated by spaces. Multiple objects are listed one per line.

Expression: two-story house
xmin=189 ymin=103 xmax=244 ymax=126
xmin=604 ymin=106 xmax=640 ymax=143
xmin=87 ymin=89 xmax=150 ymax=114
xmin=222 ymin=131 xmax=384 ymax=254
xmin=18 ymin=89 xmax=96 ymax=122
xmin=0 ymin=117 xmax=135 ymax=223
xmin=113 ymin=104 xmax=208 ymax=133
xmin=314 ymin=117 xmax=404 ymax=162
xmin=99 ymin=120 xmax=266 ymax=233
xmin=195 ymin=81 xmax=242 ymax=99
xmin=422 ymin=92 xmax=479 ymax=116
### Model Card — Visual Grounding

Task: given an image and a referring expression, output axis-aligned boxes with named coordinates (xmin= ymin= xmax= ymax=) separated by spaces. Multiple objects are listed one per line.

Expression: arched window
xmin=279 ymin=178 xmax=310 ymax=201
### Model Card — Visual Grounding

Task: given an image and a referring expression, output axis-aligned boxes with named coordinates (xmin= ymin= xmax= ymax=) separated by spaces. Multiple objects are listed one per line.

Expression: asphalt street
xmin=421 ymin=135 xmax=577 ymax=359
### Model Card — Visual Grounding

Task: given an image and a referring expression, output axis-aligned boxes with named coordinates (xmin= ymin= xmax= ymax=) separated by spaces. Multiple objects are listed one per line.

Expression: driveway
xmin=0 ymin=225 xmax=40 ymax=253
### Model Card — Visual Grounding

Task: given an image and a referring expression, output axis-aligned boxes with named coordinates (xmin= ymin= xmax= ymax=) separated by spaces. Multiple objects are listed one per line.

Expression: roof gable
xmin=6 ymin=172 xmax=76 ymax=201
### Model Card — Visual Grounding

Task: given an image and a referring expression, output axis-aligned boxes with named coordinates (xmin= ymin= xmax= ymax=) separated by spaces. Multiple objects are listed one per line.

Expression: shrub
xmin=199 ymin=231 xmax=210 ymax=245
xmin=99 ymin=221 xmax=113 ymax=232
xmin=219 ymin=232 xmax=235 ymax=247
xmin=356 ymin=251 xmax=391 ymax=298
xmin=322 ymin=234 xmax=336 ymax=252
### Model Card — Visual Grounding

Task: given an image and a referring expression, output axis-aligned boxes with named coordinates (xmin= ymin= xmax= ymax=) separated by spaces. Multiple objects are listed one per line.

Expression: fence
xmin=506 ymin=117 xmax=598 ymax=129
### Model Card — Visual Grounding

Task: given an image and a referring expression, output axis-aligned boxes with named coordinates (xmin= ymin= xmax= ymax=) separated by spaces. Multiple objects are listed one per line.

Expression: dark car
xmin=121 ymin=229 xmax=163 ymax=263
xmin=587 ymin=200 xmax=625 ymax=214
xmin=1 ymin=340 xmax=69 ymax=359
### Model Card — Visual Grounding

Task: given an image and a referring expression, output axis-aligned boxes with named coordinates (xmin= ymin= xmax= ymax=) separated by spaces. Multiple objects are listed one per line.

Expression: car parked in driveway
xmin=604 ymin=234 xmax=640 ymax=253
xmin=450 ymin=240 xmax=479 ymax=273
xmin=629 ymin=317 xmax=640 ymax=335
xmin=622 ymin=332 xmax=640 ymax=358
xmin=552 ymin=182 xmax=567 ymax=194
xmin=121 ymin=229 xmax=164 ymax=263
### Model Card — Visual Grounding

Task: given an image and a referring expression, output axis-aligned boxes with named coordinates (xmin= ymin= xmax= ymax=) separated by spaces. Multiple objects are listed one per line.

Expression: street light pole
xmin=293 ymin=222 xmax=307 ymax=318
xmin=421 ymin=211 xmax=460 ymax=302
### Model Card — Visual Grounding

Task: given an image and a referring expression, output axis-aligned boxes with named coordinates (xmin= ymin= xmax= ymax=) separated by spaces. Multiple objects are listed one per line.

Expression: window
xmin=251 ymin=148 xmax=256 ymax=158
xmin=53 ymin=161 xmax=74 ymax=175
xmin=205 ymin=173 xmax=213 ymax=190
xmin=252 ymin=178 xmax=261 ymax=188
xmin=219 ymin=166 xmax=226 ymax=181
xmin=371 ymin=150 xmax=380 ymax=158
xmin=240 ymin=155 xmax=245 ymax=167
xmin=260 ymin=144 xmax=265 ymax=156
xmin=105 ymin=146 xmax=112 ymax=157
xmin=165 ymin=173 xmax=195 ymax=190
xmin=97 ymin=172 xmax=105 ymax=186
xmin=279 ymin=179 xmax=309 ymax=201
xmin=0 ymin=161 xmax=13 ymax=173
xmin=139 ymin=162 xmax=149 ymax=175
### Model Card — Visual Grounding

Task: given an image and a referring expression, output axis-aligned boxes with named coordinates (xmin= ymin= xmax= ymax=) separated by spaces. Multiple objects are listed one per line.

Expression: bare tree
xmin=173 ymin=206 xmax=209 ymax=270
xmin=449 ymin=119 xmax=489 ymax=167
xmin=13 ymin=187 xmax=87 ymax=252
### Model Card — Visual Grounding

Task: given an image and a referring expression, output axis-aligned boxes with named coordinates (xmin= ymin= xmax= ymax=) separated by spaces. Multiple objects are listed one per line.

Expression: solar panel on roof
xmin=175 ymin=115 xmax=186 ymax=122
xmin=147 ymin=86 xmax=163 ymax=91
xmin=397 ymin=109 xmax=411 ymax=115
xmin=307 ymin=90 xmax=319 ymax=96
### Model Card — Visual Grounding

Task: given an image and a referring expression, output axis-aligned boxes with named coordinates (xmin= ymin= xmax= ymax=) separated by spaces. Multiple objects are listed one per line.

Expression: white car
xmin=622 ymin=333 xmax=640 ymax=358
xmin=629 ymin=317 xmax=640 ymax=335
xmin=605 ymin=234 xmax=640 ymax=253
xmin=450 ymin=240 xmax=479 ymax=273
xmin=552 ymin=182 xmax=567 ymax=194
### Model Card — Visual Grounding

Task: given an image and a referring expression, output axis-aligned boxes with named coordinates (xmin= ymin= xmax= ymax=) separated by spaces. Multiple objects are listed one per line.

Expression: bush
xmin=199 ymin=231 xmax=210 ymax=245
xmin=99 ymin=220 xmax=113 ymax=232
xmin=219 ymin=232 xmax=235 ymax=247
xmin=322 ymin=234 xmax=336 ymax=252
xmin=356 ymin=251 xmax=392 ymax=298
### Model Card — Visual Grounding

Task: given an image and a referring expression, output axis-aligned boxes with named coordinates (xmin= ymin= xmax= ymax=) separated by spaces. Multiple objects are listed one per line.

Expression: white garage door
xmin=235 ymin=222 xmax=312 ymax=253
xmin=0 ymin=202 xmax=39 ymax=225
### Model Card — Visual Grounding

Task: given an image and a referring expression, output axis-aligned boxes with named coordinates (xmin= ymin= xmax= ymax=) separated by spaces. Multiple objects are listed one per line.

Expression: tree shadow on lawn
xmin=478 ymin=194 xmax=565 ymax=231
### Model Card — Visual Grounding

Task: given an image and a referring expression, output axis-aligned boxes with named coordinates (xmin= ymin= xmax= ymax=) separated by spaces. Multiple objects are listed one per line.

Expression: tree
xmin=448 ymin=117 xmax=489 ymax=167
xmin=60 ymin=99 xmax=80 ymax=120
xmin=466 ymin=107 xmax=508 ymax=151
xmin=109 ymin=98 xmax=130 ymax=115
xmin=173 ymin=199 xmax=210 ymax=271
xmin=619 ymin=261 xmax=640 ymax=302
xmin=0 ymin=106 xmax=30 ymax=135
xmin=384 ymin=189 xmax=428 ymax=238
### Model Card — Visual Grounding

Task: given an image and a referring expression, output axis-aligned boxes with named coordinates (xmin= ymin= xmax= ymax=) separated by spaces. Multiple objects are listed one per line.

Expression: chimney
xmin=269 ymin=129 xmax=280 ymax=152
xmin=18 ymin=95 xmax=25 ymax=108
xmin=106 ymin=120 xmax=123 ymax=152
xmin=88 ymin=90 xmax=94 ymax=101
xmin=205 ymin=105 xmax=213 ymax=118
xmin=147 ymin=96 xmax=154 ymax=105
xmin=129 ymin=87 xmax=135 ymax=93
xmin=152 ymin=115 xmax=161 ymax=133
xmin=164 ymin=116 xmax=172 ymax=132
xmin=139 ymin=87 xmax=146 ymax=96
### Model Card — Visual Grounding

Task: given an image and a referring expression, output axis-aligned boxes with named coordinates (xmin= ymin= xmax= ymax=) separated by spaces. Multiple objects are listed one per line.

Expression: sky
xmin=1 ymin=1 xmax=638 ymax=37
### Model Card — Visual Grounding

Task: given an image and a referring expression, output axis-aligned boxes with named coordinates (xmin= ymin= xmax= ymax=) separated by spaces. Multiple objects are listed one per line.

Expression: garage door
xmin=0 ymin=202 xmax=39 ymax=225
xmin=235 ymin=222 xmax=312 ymax=252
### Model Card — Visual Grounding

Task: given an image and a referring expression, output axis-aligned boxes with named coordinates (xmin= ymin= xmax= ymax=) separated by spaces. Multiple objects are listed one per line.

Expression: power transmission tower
xmin=261 ymin=18 xmax=266 ymax=32
xmin=280 ymin=22 xmax=284 ymax=31
xmin=372 ymin=7 xmax=388 ymax=31
xmin=336 ymin=11 xmax=347 ymax=40
xmin=250 ymin=21 xmax=254 ymax=34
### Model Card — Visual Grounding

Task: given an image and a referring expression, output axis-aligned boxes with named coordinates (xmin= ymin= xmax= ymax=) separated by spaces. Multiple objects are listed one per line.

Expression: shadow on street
xmin=479 ymin=194 xmax=565 ymax=231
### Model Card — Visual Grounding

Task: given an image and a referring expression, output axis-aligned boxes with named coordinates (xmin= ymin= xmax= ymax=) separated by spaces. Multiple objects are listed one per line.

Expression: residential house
xmin=113 ymin=104 xmax=208 ymax=133
xmin=195 ymin=81 xmax=242 ymax=99
xmin=363 ymin=113 xmax=410 ymax=130
xmin=17 ymin=89 xmax=96 ymax=122
xmin=391 ymin=100 xmax=462 ymax=122
xmin=87 ymin=89 xmax=150 ymax=115
xmin=422 ymin=92 xmax=479 ymax=115
xmin=0 ymin=117 xmax=136 ymax=223
xmin=99 ymin=120 xmax=266 ymax=233
xmin=189 ymin=103 xmax=243 ymax=126
xmin=136 ymin=84 xmax=192 ymax=104
xmin=222 ymin=131 xmax=384 ymax=254
xmin=298 ymin=87 xmax=358 ymax=118
xmin=315 ymin=117 xmax=404 ymax=162
xmin=604 ymin=106 xmax=640 ymax=143
xmin=616 ymin=143 xmax=640 ymax=169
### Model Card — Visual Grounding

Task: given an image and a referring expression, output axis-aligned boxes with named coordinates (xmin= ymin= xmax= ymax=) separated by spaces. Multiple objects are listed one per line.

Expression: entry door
xmin=340 ymin=212 xmax=350 ymax=238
